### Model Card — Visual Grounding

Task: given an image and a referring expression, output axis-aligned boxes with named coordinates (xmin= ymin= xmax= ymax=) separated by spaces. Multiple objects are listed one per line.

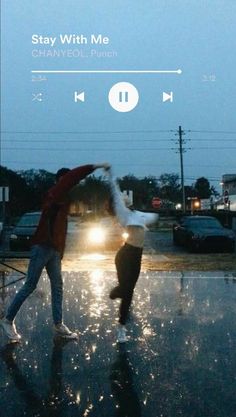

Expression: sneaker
xmin=109 ymin=286 xmax=123 ymax=300
xmin=117 ymin=324 xmax=128 ymax=343
xmin=0 ymin=318 xmax=21 ymax=341
xmin=54 ymin=323 xmax=78 ymax=339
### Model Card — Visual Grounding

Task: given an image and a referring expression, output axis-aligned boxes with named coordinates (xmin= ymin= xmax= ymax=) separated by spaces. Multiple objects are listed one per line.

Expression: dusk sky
xmin=1 ymin=0 xmax=236 ymax=189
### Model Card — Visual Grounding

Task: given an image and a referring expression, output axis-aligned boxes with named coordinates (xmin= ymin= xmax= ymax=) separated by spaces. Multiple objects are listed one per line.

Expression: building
xmin=217 ymin=174 xmax=236 ymax=211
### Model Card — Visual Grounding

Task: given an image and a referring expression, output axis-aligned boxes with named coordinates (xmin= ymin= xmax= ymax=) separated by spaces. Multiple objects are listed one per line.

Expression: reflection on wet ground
xmin=1 ymin=270 xmax=236 ymax=416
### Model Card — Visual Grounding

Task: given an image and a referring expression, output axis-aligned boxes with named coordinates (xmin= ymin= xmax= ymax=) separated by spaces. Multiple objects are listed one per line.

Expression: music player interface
xmin=1 ymin=0 xmax=235 ymax=183
xmin=1 ymin=4 xmax=236 ymax=417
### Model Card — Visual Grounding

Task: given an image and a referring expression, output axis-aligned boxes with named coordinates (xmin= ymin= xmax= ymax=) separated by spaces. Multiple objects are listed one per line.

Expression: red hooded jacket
xmin=32 ymin=165 xmax=95 ymax=257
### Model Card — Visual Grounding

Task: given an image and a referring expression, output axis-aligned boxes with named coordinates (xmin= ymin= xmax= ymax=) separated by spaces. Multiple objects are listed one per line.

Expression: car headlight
xmin=88 ymin=227 xmax=106 ymax=244
xmin=10 ymin=234 xmax=18 ymax=240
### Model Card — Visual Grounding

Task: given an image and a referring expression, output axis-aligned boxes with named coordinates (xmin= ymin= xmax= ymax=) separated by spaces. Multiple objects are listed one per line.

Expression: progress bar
xmin=31 ymin=69 xmax=182 ymax=74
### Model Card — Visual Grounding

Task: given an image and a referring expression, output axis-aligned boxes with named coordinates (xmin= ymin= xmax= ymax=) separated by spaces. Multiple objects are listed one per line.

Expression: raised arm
xmin=105 ymin=167 xmax=159 ymax=228
xmin=45 ymin=163 xmax=109 ymax=206
xmin=107 ymin=169 xmax=130 ymax=227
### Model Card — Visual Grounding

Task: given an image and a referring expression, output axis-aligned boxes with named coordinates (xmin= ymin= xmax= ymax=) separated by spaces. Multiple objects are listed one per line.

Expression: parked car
xmin=173 ymin=215 xmax=235 ymax=252
xmin=10 ymin=212 xmax=41 ymax=251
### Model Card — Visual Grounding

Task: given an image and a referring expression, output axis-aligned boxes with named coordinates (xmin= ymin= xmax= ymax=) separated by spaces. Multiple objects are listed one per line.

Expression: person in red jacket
xmin=0 ymin=163 xmax=109 ymax=341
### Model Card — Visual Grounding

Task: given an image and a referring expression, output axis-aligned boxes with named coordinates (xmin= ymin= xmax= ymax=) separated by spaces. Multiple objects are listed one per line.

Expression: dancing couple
xmin=0 ymin=163 xmax=158 ymax=343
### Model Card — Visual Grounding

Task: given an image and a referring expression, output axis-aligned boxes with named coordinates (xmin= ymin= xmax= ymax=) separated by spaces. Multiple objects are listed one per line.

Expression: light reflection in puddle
xmin=1 ymin=271 xmax=236 ymax=417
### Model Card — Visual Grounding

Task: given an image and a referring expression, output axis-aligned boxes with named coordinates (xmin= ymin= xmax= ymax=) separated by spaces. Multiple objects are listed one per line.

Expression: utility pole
xmin=178 ymin=126 xmax=186 ymax=213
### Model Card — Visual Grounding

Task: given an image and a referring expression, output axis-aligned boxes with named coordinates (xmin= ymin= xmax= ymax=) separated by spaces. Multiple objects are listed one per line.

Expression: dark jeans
xmin=6 ymin=245 xmax=63 ymax=325
xmin=115 ymin=243 xmax=143 ymax=325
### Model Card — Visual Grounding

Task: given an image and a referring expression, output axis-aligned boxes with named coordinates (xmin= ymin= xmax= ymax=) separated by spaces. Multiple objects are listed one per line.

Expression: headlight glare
xmin=88 ymin=227 xmax=105 ymax=244
xmin=122 ymin=232 xmax=129 ymax=241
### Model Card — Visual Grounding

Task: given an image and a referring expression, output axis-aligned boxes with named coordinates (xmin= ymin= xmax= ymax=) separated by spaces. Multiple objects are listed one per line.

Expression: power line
xmin=3 ymin=146 xmax=236 ymax=151
xmin=189 ymin=130 xmax=236 ymax=134
xmin=2 ymin=129 xmax=236 ymax=135
xmin=191 ymin=146 xmax=236 ymax=150
xmin=1 ymin=129 xmax=172 ymax=134
xmin=2 ymin=137 xmax=236 ymax=143
xmin=184 ymin=138 xmax=236 ymax=142
xmin=2 ymin=147 xmax=176 ymax=151
xmin=2 ymin=139 xmax=178 ymax=143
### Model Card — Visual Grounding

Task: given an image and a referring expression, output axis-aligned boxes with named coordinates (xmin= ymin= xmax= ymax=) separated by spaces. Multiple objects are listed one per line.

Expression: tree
xmin=69 ymin=176 xmax=109 ymax=214
xmin=194 ymin=177 xmax=212 ymax=199
xmin=19 ymin=169 xmax=55 ymax=208
xmin=119 ymin=175 xmax=159 ymax=209
xmin=184 ymin=185 xmax=196 ymax=199
xmin=159 ymin=173 xmax=181 ymax=202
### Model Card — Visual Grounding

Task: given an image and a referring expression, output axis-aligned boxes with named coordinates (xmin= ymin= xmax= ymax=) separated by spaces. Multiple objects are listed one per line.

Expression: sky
xmin=1 ymin=0 xmax=236 ymax=190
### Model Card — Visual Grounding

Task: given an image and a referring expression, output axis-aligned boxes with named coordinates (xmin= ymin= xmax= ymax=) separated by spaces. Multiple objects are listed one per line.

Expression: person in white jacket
xmin=105 ymin=167 xmax=159 ymax=343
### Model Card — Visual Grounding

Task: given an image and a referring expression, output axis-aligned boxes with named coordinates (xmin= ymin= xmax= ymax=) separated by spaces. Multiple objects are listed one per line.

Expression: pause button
xmin=108 ymin=82 xmax=139 ymax=112
xmin=119 ymin=91 xmax=129 ymax=103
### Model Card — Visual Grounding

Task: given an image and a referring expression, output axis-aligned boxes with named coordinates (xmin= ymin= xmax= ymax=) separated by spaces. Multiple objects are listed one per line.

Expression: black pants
xmin=115 ymin=243 xmax=143 ymax=325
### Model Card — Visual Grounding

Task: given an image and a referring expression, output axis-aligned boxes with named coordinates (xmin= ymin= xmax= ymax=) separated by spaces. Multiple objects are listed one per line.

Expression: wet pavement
xmin=1 ymin=267 xmax=236 ymax=417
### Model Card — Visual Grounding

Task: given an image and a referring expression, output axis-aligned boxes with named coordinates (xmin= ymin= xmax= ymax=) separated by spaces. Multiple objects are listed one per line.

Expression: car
xmin=173 ymin=215 xmax=235 ymax=252
xmin=10 ymin=212 xmax=41 ymax=251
